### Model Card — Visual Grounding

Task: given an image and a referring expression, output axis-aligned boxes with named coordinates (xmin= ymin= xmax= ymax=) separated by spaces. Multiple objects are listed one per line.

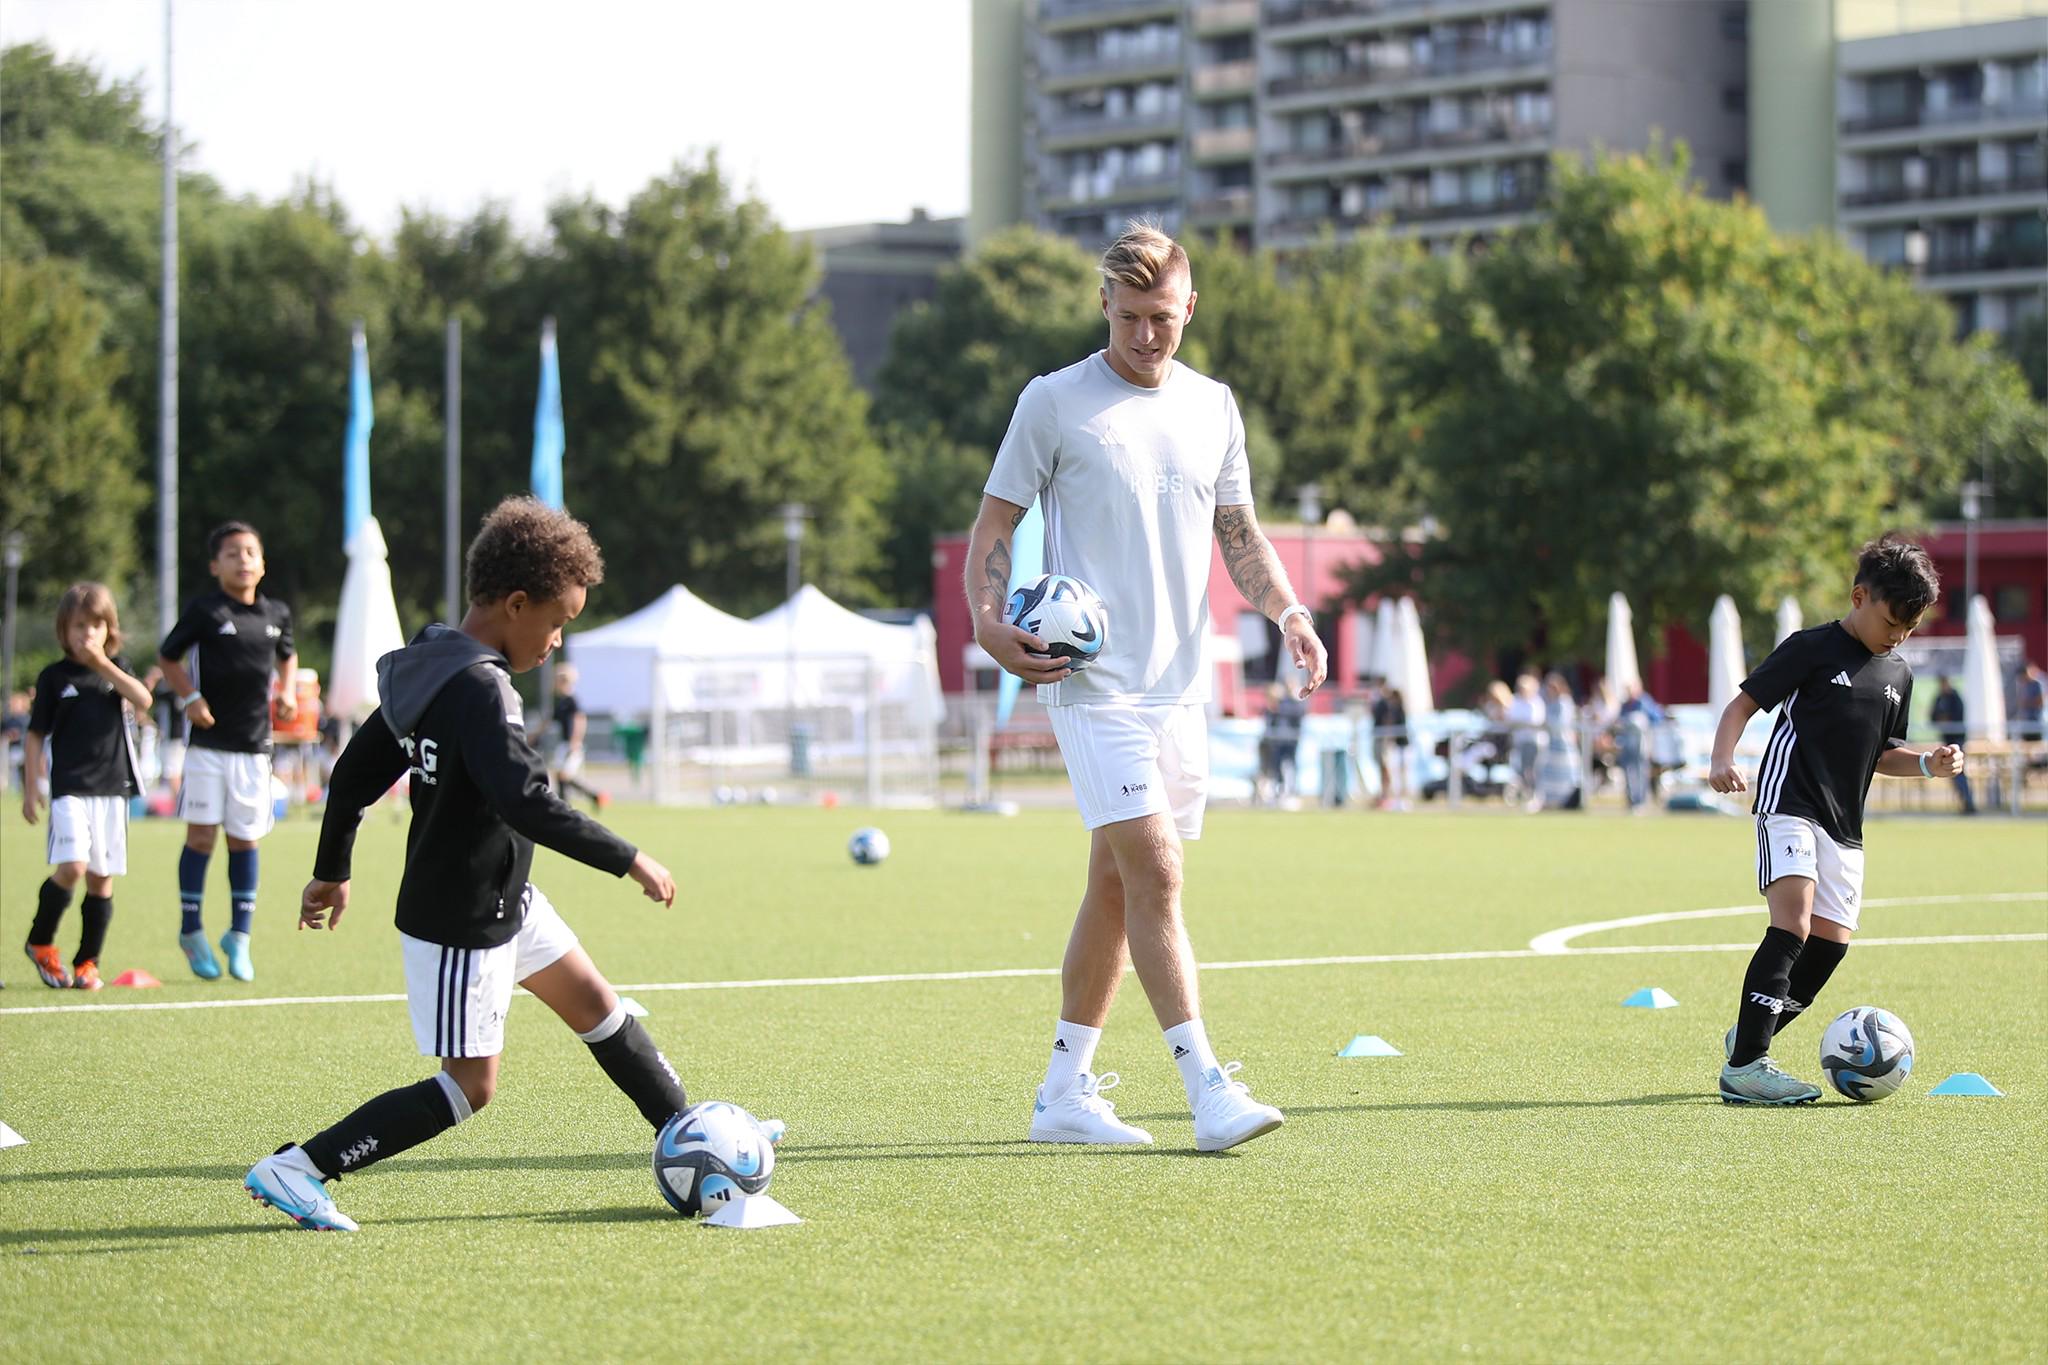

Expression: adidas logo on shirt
xmin=1830 ymin=671 xmax=1852 ymax=687
xmin=217 ymin=620 xmax=238 ymax=635
xmin=59 ymin=684 xmax=80 ymax=698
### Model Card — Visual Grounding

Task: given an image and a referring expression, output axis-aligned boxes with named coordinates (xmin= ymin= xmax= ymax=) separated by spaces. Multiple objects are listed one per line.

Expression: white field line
xmin=1527 ymin=891 xmax=2048 ymax=955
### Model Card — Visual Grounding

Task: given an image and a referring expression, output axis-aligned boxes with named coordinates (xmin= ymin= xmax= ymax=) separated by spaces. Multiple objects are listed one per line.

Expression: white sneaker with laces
xmin=244 ymin=1145 xmax=358 ymax=1231
xmin=1192 ymin=1061 xmax=1284 ymax=1152
xmin=1028 ymin=1071 xmax=1154 ymax=1145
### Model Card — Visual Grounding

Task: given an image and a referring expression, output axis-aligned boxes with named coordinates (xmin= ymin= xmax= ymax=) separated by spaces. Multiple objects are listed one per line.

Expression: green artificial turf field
xmin=3 ymin=806 xmax=2044 ymax=1362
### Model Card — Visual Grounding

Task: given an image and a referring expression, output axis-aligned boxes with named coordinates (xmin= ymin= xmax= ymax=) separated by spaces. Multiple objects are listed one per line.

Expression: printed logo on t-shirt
xmin=265 ymin=624 xmax=282 ymax=639
xmin=1830 ymin=671 xmax=1852 ymax=687
xmin=1883 ymin=685 xmax=1903 ymax=706
xmin=1120 ymin=781 xmax=1149 ymax=796
xmin=217 ymin=620 xmax=238 ymax=636
xmin=59 ymin=683 xmax=80 ymax=698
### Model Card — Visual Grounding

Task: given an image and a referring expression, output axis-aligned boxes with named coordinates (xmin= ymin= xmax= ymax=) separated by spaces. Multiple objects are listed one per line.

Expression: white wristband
xmin=178 ymin=690 xmax=202 ymax=709
xmin=1919 ymin=751 xmax=1933 ymax=778
xmin=1276 ymin=604 xmax=1312 ymax=634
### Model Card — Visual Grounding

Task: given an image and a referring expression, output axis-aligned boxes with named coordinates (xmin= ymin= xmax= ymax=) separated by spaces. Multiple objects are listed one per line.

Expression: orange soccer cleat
xmin=71 ymin=959 xmax=104 ymax=991
xmin=23 ymin=942 xmax=72 ymax=989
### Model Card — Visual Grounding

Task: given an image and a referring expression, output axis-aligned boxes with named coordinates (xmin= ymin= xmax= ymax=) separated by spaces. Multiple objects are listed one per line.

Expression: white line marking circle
xmin=1528 ymin=891 xmax=2048 ymax=956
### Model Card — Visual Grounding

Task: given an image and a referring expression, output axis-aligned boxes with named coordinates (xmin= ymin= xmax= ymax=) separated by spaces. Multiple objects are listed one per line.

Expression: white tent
xmin=749 ymin=585 xmax=945 ymax=724
xmin=1393 ymin=596 xmax=1435 ymax=716
xmin=1775 ymin=597 xmax=1804 ymax=646
xmin=1963 ymin=594 xmax=2007 ymax=743
xmin=1708 ymin=595 xmax=1745 ymax=715
xmin=566 ymin=584 xmax=766 ymax=716
xmin=1605 ymin=591 xmax=1641 ymax=697
xmin=328 ymin=517 xmax=407 ymax=722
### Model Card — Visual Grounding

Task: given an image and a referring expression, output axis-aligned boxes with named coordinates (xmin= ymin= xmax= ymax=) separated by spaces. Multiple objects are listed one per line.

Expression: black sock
xmin=1772 ymin=937 xmax=1848 ymax=1038
xmin=1730 ymin=926 xmax=1804 ymax=1067
xmin=75 ymin=895 xmax=113 ymax=966
xmin=301 ymin=1077 xmax=461 ymax=1178
xmin=28 ymin=878 xmax=73 ymax=947
xmin=586 ymin=1016 xmax=688 ymax=1129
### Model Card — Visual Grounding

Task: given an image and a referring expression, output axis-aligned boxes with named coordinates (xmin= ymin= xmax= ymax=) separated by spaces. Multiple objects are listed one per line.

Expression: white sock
xmin=1040 ymin=1020 xmax=1101 ymax=1099
xmin=432 ymin=1070 xmax=474 ymax=1124
xmin=1163 ymin=1018 xmax=1220 ymax=1106
xmin=575 ymin=1002 xmax=628 ymax=1045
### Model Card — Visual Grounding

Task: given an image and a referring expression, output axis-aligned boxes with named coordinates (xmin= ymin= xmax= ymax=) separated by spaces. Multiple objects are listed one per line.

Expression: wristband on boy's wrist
xmin=1918 ymin=750 xmax=1933 ymax=778
xmin=178 ymin=690 xmax=202 ymax=709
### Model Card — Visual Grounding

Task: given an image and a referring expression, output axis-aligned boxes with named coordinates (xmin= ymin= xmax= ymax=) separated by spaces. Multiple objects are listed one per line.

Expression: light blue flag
xmin=994 ymin=499 xmax=1045 ymax=729
xmin=342 ymin=324 xmax=374 ymax=546
xmin=531 ymin=318 xmax=565 ymax=511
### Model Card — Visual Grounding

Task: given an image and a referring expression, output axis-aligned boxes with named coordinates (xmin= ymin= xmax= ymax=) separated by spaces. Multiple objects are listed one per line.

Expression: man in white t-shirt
xmin=966 ymin=222 xmax=1329 ymax=1152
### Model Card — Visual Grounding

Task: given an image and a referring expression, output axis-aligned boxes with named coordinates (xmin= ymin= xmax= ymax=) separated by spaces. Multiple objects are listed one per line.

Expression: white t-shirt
xmin=985 ymin=352 xmax=1253 ymax=706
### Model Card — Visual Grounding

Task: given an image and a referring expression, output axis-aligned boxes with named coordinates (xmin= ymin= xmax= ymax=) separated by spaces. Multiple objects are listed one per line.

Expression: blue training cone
xmin=1621 ymin=987 xmax=1679 ymax=1009
xmin=1338 ymin=1034 xmax=1402 ymax=1057
xmin=1927 ymin=1072 xmax=2004 ymax=1097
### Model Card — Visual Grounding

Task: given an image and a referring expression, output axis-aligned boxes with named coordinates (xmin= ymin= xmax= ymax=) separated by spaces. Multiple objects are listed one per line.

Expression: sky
xmin=1 ymin=0 xmax=972 ymax=238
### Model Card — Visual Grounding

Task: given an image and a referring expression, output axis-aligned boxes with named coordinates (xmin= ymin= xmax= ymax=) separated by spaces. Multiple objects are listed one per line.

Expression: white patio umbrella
xmin=328 ymin=516 xmax=407 ymax=722
xmin=1369 ymin=598 xmax=1400 ymax=684
xmin=1775 ymin=597 xmax=1804 ymax=646
xmin=1708 ymin=595 xmax=1746 ymax=715
xmin=1395 ymin=596 xmax=1435 ymax=716
xmin=1963 ymin=594 xmax=2007 ymax=743
xmin=1605 ymin=591 xmax=1642 ymax=696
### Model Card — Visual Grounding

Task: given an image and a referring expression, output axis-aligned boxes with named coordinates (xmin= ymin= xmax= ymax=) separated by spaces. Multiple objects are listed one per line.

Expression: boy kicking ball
xmin=245 ymin=497 xmax=692 ymax=1231
xmin=1707 ymin=536 xmax=1963 ymax=1105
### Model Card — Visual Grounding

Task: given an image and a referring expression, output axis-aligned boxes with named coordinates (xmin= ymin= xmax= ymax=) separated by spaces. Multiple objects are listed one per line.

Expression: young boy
xmin=549 ymin=663 xmax=608 ymax=810
xmin=21 ymin=584 xmax=154 ymax=990
xmin=243 ymin=496 xmax=690 ymax=1232
xmin=1707 ymin=536 xmax=1964 ymax=1104
xmin=157 ymin=522 xmax=297 ymax=982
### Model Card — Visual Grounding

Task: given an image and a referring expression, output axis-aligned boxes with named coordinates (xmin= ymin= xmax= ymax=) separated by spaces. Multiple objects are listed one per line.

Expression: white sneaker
xmin=1028 ymin=1071 xmax=1154 ymax=1145
xmin=244 ymin=1145 xmax=358 ymax=1231
xmin=1192 ymin=1061 xmax=1284 ymax=1152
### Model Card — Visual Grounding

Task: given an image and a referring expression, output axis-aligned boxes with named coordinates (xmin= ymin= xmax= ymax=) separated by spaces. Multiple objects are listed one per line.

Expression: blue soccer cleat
xmin=178 ymin=929 xmax=222 ymax=980
xmin=244 ymin=1146 xmax=357 ymax=1232
xmin=218 ymin=930 xmax=254 ymax=982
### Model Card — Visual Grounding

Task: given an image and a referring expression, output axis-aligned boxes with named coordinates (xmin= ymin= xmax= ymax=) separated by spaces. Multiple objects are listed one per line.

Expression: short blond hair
xmin=1099 ymin=220 xmax=1190 ymax=293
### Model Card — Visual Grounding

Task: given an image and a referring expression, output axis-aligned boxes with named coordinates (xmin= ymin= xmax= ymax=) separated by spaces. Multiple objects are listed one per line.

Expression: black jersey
xmin=552 ymin=692 xmax=582 ymax=746
xmin=27 ymin=656 xmax=142 ymax=798
xmin=159 ymin=590 xmax=295 ymax=754
xmin=1743 ymin=622 xmax=1912 ymax=849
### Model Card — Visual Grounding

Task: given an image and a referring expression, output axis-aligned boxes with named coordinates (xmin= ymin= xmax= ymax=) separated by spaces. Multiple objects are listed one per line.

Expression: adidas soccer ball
xmin=1819 ymin=1006 xmax=1915 ymax=1102
xmin=1008 ymin=573 xmax=1108 ymax=672
xmin=848 ymin=827 xmax=890 ymax=865
xmin=653 ymin=1101 xmax=775 ymax=1217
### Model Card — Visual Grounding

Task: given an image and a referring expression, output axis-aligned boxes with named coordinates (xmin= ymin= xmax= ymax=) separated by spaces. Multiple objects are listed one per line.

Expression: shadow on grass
xmin=0 ymin=1151 xmax=646 ymax=1185
xmin=779 ymin=1138 xmax=1214 ymax=1162
xmin=2 ymin=1203 xmax=675 ymax=1252
xmin=1121 ymin=1092 xmax=1716 ymax=1122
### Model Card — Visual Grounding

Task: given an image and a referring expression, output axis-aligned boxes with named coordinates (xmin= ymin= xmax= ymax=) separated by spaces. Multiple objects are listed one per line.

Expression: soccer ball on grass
xmin=654 ymin=1101 xmax=775 ymax=1217
xmin=1819 ymin=1006 xmax=1915 ymax=1102
xmin=848 ymin=827 xmax=890 ymax=865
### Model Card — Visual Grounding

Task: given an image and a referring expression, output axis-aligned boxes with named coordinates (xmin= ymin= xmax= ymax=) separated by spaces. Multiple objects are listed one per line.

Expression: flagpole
xmin=444 ymin=314 xmax=461 ymax=623
xmin=157 ymin=0 xmax=179 ymax=646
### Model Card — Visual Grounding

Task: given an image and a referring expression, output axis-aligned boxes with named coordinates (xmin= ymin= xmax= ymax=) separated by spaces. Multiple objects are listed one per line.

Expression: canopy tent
xmin=328 ymin=517 xmax=407 ymax=722
xmin=1775 ymin=597 xmax=1804 ymax=647
xmin=564 ymin=585 xmax=765 ymax=716
xmin=749 ymin=585 xmax=944 ymax=724
xmin=1392 ymin=596 xmax=1435 ymax=716
xmin=1963 ymin=594 xmax=2008 ymax=743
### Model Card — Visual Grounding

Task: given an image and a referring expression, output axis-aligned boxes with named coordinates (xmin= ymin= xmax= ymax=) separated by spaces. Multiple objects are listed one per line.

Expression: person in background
xmin=2016 ymin=661 xmax=2045 ymax=744
xmin=1928 ymin=676 xmax=1976 ymax=815
xmin=1372 ymin=683 xmax=1408 ymax=810
xmin=1536 ymin=672 xmax=1581 ymax=810
xmin=1257 ymin=681 xmax=1305 ymax=804
xmin=1506 ymin=673 xmax=1543 ymax=801
xmin=1616 ymin=684 xmax=1667 ymax=811
xmin=549 ymin=664 xmax=608 ymax=811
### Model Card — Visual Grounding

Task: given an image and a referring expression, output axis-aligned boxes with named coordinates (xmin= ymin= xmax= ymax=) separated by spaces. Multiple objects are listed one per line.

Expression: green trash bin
xmin=1320 ymin=746 xmax=1351 ymax=808
xmin=789 ymin=723 xmax=814 ymax=777
xmin=614 ymin=723 xmax=648 ymax=779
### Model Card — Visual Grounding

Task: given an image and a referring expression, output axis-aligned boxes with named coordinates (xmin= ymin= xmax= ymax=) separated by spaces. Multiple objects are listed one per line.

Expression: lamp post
xmin=1961 ymin=477 xmax=1987 ymax=615
xmin=781 ymin=503 xmax=808 ymax=776
xmin=1 ymin=530 xmax=23 ymax=700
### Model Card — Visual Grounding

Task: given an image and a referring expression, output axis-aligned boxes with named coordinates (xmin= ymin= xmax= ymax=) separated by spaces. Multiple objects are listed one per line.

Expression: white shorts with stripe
xmin=1048 ymin=702 xmax=1209 ymax=840
xmin=177 ymin=747 xmax=275 ymax=840
xmin=47 ymin=794 xmax=128 ymax=876
xmin=1756 ymin=813 xmax=1866 ymax=933
xmin=400 ymin=886 xmax=580 ymax=1058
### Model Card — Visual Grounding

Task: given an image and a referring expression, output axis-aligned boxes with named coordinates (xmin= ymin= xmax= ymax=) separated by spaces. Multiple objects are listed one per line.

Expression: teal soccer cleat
xmin=219 ymin=930 xmax=254 ymax=982
xmin=1719 ymin=1056 xmax=1822 ymax=1105
xmin=245 ymin=1146 xmax=358 ymax=1231
xmin=178 ymin=929 xmax=221 ymax=980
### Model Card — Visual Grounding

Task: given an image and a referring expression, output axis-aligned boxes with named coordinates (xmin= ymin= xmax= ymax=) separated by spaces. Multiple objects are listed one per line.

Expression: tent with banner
xmin=748 ymin=585 xmax=944 ymax=727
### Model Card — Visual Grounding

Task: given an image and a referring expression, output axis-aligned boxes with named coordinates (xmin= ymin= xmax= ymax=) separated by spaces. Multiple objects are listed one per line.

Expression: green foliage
xmin=1353 ymin=148 xmax=2038 ymax=668
xmin=0 ymin=254 xmax=147 ymax=626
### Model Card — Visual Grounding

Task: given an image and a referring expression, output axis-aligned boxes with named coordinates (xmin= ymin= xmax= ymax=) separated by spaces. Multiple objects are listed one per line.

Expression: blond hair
xmin=55 ymin=582 xmax=124 ymax=657
xmin=1099 ymin=220 xmax=1190 ymax=293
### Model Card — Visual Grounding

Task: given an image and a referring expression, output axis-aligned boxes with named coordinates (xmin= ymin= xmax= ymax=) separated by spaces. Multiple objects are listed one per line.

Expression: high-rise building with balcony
xmin=972 ymin=0 xmax=1751 ymax=253
xmin=1836 ymin=16 xmax=2047 ymax=335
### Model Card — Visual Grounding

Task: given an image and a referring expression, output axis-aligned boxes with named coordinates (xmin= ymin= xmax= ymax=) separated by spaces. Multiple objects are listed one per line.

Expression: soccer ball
xmin=653 ymin=1101 xmax=776 ymax=1217
xmin=848 ymin=827 xmax=890 ymax=865
xmin=1819 ymin=1006 xmax=1916 ymax=1102
xmin=1008 ymin=573 xmax=1108 ymax=672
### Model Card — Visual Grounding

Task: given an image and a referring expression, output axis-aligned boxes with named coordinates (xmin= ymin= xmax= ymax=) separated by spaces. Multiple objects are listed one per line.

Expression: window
xmin=1722 ymin=84 xmax=1747 ymax=114
xmin=1721 ymin=5 xmax=1747 ymax=40
xmin=1723 ymin=158 xmax=1748 ymax=192
xmin=1994 ymin=586 xmax=2030 ymax=623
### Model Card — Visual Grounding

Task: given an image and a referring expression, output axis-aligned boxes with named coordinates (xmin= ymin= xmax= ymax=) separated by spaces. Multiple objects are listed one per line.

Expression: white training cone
xmin=618 ymin=997 xmax=650 ymax=1018
xmin=0 ymin=1122 xmax=28 ymax=1150
xmin=704 ymin=1194 xmax=803 ymax=1228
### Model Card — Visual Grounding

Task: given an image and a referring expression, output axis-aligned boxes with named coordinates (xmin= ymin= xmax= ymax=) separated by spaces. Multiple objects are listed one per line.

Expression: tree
xmin=0 ymin=255 xmax=148 ymax=619
xmin=1358 ymin=147 xmax=2035 ymax=670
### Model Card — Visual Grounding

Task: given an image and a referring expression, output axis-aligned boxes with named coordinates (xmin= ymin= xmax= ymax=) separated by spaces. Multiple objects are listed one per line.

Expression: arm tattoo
xmin=970 ymin=505 xmax=1030 ymax=618
xmin=1214 ymin=505 xmax=1289 ymax=619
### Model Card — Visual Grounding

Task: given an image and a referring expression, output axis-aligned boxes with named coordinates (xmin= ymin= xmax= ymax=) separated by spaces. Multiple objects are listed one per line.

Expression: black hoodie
xmin=313 ymin=624 xmax=638 ymax=948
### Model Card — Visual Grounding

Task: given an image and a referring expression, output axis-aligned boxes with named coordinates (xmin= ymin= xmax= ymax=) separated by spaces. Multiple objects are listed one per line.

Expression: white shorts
xmin=551 ymin=742 xmax=585 ymax=780
xmin=400 ymin=886 xmax=580 ymax=1058
xmin=1048 ymin=702 xmax=1209 ymax=840
xmin=47 ymin=794 xmax=128 ymax=876
xmin=178 ymin=747 xmax=275 ymax=840
xmin=1756 ymin=813 xmax=1866 ymax=933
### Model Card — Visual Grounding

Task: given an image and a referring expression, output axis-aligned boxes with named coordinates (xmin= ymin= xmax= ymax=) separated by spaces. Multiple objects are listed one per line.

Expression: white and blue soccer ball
xmin=654 ymin=1101 xmax=776 ymax=1218
xmin=1820 ymin=1006 xmax=1916 ymax=1102
xmin=848 ymin=827 xmax=890 ymax=866
xmin=1008 ymin=573 xmax=1108 ymax=672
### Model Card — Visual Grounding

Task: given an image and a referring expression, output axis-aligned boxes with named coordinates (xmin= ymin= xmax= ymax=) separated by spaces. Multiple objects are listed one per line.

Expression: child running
xmin=243 ymin=497 xmax=690 ymax=1231
xmin=21 ymin=584 xmax=153 ymax=990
